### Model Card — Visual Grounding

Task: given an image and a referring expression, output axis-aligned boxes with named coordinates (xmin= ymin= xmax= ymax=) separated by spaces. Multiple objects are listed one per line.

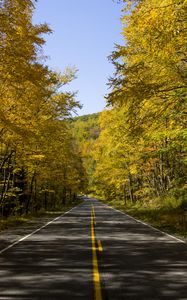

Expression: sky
xmin=33 ymin=0 xmax=124 ymax=116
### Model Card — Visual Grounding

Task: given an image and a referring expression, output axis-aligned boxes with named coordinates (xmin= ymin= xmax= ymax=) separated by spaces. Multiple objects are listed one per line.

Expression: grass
xmin=0 ymin=200 xmax=82 ymax=232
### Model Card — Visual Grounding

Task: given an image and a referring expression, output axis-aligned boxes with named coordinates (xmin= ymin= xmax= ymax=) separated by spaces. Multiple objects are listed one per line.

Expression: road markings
xmin=106 ymin=205 xmax=187 ymax=245
xmin=97 ymin=240 xmax=103 ymax=252
xmin=0 ymin=203 xmax=83 ymax=255
xmin=91 ymin=206 xmax=103 ymax=300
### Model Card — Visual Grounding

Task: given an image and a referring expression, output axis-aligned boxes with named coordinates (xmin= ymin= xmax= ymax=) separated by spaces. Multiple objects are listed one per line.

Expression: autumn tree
xmin=93 ymin=0 xmax=187 ymax=206
xmin=71 ymin=113 xmax=100 ymax=193
xmin=0 ymin=0 xmax=87 ymax=216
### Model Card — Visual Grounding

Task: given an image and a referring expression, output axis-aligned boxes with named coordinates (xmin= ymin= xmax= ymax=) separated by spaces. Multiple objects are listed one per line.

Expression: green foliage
xmin=71 ymin=113 xmax=100 ymax=192
xmin=72 ymin=113 xmax=100 ymax=142
xmin=102 ymin=198 xmax=187 ymax=237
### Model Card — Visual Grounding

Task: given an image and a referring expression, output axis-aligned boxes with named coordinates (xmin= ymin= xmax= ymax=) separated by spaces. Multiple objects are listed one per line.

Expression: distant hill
xmin=73 ymin=112 xmax=100 ymax=122
xmin=71 ymin=112 xmax=100 ymax=143
xmin=71 ymin=112 xmax=101 ymax=193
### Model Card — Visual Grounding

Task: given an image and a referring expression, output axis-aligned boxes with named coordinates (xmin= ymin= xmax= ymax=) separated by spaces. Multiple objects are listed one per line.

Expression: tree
xmin=96 ymin=0 xmax=187 ymax=206
xmin=71 ymin=113 xmax=100 ymax=193
xmin=0 ymin=0 xmax=87 ymax=216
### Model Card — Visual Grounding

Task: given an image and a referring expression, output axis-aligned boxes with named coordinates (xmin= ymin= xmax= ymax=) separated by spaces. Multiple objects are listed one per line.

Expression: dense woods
xmin=0 ymin=0 xmax=87 ymax=218
xmin=73 ymin=0 xmax=187 ymax=233
xmin=93 ymin=0 xmax=186 ymax=207
xmin=0 ymin=0 xmax=186 ymax=235
xmin=71 ymin=113 xmax=100 ymax=193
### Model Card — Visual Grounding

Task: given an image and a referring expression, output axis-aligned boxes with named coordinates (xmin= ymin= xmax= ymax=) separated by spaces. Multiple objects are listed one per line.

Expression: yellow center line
xmin=97 ymin=240 xmax=103 ymax=252
xmin=91 ymin=206 xmax=103 ymax=300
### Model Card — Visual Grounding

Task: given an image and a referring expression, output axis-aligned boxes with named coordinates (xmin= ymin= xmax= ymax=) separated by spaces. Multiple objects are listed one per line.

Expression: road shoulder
xmin=0 ymin=202 xmax=82 ymax=254
xmin=99 ymin=199 xmax=187 ymax=244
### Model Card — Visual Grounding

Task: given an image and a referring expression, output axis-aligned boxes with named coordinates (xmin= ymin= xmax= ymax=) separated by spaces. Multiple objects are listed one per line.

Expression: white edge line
xmin=0 ymin=202 xmax=83 ymax=255
xmin=102 ymin=203 xmax=186 ymax=245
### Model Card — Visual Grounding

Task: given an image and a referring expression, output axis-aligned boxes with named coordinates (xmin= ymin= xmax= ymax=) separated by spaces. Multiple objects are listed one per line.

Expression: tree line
xmin=0 ymin=0 xmax=87 ymax=217
xmin=73 ymin=0 xmax=187 ymax=211
xmin=94 ymin=0 xmax=186 ymax=208
xmin=1 ymin=0 xmax=186 ymax=219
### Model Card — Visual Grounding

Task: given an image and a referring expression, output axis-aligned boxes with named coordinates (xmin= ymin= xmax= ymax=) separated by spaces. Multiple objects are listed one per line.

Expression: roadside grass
xmin=100 ymin=198 xmax=187 ymax=240
xmin=0 ymin=200 xmax=83 ymax=232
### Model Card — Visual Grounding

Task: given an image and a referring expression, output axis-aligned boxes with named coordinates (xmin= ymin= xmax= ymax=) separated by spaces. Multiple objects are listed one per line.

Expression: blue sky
xmin=33 ymin=0 xmax=124 ymax=116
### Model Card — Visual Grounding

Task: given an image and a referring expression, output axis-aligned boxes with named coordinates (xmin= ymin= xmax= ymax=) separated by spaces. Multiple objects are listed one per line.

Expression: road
xmin=0 ymin=198 xmax=187 ymax=299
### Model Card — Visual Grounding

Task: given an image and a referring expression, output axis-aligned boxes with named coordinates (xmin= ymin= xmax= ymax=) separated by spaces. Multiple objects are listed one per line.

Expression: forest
xmin=72 ymin=0 xmax=187 ymax=234
xmin=0 ymin=0 xmax=186 ymax=235
xmin=0 ymin=0 xmax=87 ymax=220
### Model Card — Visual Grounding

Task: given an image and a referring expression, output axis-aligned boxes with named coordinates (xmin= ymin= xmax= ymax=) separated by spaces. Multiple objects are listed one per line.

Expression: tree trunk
xmin=62 ymin=186 xmax=66 ymax=205
xmin=128 ymin=173 xmax=134 ymax=203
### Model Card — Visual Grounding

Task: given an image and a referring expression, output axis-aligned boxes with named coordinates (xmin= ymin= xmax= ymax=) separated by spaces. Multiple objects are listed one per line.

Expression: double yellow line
xmin=91 ymin=205 xmax=103 ymax=300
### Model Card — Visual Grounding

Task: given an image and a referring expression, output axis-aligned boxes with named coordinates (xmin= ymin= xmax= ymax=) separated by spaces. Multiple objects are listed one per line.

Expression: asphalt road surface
xmin=0 ymin=198 xmax=187 ymax=299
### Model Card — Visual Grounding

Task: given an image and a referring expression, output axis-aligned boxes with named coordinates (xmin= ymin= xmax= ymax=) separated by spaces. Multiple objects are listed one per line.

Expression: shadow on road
xmin=0 ymin=202 xmax=93 ymax=300
xmin=0 ymin=199 xmax=187 ymax=300
xmin=93 ymin=200 xmax=187 ymax=300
